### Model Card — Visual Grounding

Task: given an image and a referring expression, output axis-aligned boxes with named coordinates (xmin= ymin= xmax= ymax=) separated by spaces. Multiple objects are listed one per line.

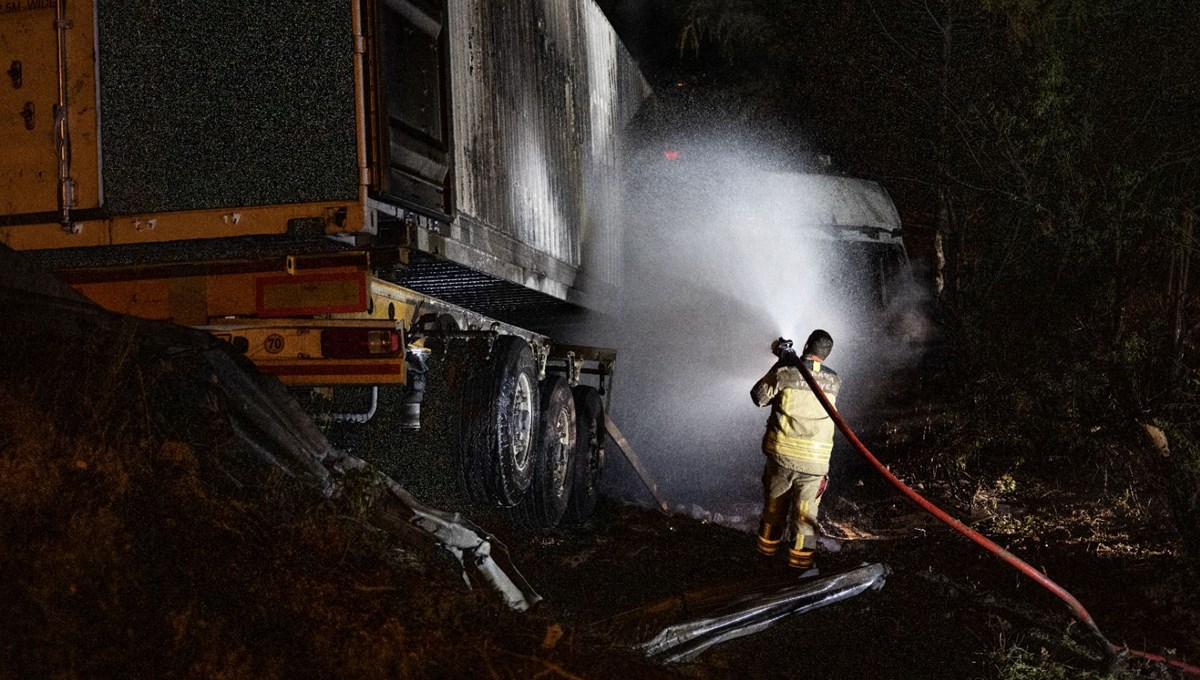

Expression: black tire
xmin=459 ymin=336 xmax=539 ymax=507
xmin=510 ymin=375 xmax=576 ymax=530
xmin=563 ymin=385 xmax=606 ymax=524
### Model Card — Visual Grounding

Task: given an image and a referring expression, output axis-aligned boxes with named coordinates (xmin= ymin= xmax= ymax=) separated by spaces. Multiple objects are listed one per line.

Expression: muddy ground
xmin=498 ymin=489 xmax=1192 ymax=678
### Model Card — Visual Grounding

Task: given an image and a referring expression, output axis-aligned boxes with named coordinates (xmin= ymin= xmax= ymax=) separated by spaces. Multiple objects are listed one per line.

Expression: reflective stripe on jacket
xmin=751 ymin=358 xmax=841 ymax=475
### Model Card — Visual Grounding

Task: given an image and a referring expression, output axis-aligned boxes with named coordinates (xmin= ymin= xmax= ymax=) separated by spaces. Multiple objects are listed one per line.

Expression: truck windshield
xmin=822 ymin=240 xmax=911 ymax=312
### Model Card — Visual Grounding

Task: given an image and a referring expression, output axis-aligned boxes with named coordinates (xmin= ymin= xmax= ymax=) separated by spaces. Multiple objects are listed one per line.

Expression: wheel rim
xmin=511 ymin=372 xmax=534 ymax=471
xmin=551 ymin=406 xmax=572 ymax=499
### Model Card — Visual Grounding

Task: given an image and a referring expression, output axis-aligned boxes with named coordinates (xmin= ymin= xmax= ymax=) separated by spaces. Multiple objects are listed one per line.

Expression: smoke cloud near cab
xmin=583 ymin=138 xmax=932 ymax=521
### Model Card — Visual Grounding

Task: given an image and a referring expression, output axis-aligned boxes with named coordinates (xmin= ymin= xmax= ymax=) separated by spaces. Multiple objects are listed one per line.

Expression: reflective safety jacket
xmin=751 ymin=358 xmax=841 ymax=475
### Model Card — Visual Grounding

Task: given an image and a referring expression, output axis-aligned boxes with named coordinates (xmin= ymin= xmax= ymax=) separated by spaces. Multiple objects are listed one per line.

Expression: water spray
xmin=596 ymin=141 xmax=925 ymax=512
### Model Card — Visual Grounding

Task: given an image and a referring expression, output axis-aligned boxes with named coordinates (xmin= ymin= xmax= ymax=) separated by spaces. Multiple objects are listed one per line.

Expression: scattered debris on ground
xmin=633 ymin=564 xmax=888 ymax=664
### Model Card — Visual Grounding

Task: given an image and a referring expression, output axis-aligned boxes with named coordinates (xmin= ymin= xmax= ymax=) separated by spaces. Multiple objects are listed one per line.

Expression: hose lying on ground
xmin=793 ymin=360 xmax=1200 ymax=677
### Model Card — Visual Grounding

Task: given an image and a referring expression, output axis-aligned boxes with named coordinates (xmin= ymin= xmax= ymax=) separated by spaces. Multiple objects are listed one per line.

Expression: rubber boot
xmin=757 ymin=530 xmax=782 ymax=556
xmin=787 ymin=547 xmax=815 ymax=570
xmin=757 ymin=495 xmax=788 ymax=556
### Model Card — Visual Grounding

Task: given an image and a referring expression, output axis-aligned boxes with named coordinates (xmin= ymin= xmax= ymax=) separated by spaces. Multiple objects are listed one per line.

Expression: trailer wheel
xmin=511 ymin=375 xmax=576 ymax=530
xmin=459 ymin=336 xmax=538 ymax=507
xmin=563 ymin=385 xmax=605 ymax=524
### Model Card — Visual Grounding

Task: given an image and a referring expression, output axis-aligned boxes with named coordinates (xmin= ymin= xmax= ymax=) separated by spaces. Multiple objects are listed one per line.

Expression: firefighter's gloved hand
xmin=772 ymin=337 xmax=803 ymax=368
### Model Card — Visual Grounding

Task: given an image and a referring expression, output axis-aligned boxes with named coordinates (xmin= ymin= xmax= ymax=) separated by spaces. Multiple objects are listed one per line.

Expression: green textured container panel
xmin=96 ymin=0 xmax=358 ymax=215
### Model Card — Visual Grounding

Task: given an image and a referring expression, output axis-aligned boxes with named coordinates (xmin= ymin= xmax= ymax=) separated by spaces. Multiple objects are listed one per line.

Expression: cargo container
xmin=0 ymin=0 xmax=649 ymax=529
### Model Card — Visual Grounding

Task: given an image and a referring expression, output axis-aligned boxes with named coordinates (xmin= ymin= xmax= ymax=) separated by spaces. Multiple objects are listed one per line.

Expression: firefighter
xmin=751 ymin=330 xmax=841 ymax=570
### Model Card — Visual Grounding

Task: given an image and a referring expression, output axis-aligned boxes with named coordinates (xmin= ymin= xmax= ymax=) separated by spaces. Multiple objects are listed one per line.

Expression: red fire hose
xmin=794 ymin=360 xmax=1200 ymax=677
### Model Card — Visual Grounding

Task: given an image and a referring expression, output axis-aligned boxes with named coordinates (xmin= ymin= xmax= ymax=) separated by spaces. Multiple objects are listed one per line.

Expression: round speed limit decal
xmin=264 ymin=334 xmax=285 ymax=354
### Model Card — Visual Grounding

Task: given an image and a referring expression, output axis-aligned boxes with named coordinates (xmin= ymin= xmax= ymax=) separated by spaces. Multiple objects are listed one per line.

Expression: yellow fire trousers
xmin=756 ymin=459 xmax=826 ymax=554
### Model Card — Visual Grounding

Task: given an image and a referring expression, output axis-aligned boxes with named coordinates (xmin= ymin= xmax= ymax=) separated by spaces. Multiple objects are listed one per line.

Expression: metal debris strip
xmin=205 ymin=345 xmax=543 ymax=612
xmin=603 ymin=413 xmax=671 ymax=513
xmin=637 ymin=563 xmax=889 ymax=663
xmin=328 ymin=452 xmax=542 ymax=612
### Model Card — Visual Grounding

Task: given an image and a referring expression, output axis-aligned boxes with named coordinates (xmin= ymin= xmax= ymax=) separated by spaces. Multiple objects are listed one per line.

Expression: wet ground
xmin=329 ymin=356 xmax=1200 ymax=678
xmin=487 ymin=474 xmax=1198 ymax=679
xmin=339 ymin=423 xmax=1196 ymax=680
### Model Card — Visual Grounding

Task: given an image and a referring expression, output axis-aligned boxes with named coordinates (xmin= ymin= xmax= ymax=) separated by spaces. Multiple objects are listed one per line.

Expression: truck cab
xmin=759 ymin=170 xmax=913 ymax=316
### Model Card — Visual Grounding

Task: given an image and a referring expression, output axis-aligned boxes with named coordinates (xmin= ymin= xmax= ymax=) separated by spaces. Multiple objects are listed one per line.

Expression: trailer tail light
xmin=320 ymin=328 xmax=403 ymax=359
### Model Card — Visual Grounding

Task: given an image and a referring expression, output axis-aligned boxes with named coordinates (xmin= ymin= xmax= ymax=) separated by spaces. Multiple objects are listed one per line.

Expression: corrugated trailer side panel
xmin=95 ymin=0 xmax=359 ymax=214
xmin=446 ymin=0 xmax=647 ymax=301
xmin=582 ymin=0 xmax=632 ymax=293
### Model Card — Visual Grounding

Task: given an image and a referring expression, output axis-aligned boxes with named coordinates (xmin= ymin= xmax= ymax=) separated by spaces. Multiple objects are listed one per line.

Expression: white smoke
xmin=577 ymin=137 xmax=931 ymax=517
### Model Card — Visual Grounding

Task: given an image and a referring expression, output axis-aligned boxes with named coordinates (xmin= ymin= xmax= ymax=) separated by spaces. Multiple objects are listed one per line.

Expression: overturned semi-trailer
xmin=0 ymin=0 xmax=649 ymax=529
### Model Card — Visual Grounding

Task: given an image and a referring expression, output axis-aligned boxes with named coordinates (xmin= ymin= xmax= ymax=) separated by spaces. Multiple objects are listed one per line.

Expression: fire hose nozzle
xmin=772 ymin=337 xmax=795 ymax=359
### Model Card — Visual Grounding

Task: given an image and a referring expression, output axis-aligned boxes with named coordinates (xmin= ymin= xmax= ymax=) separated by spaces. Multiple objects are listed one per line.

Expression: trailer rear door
xmin=0 ymin=0 xmax=100 ymax=219
xmin=376 ymin=0 xmax=452 ymax=216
